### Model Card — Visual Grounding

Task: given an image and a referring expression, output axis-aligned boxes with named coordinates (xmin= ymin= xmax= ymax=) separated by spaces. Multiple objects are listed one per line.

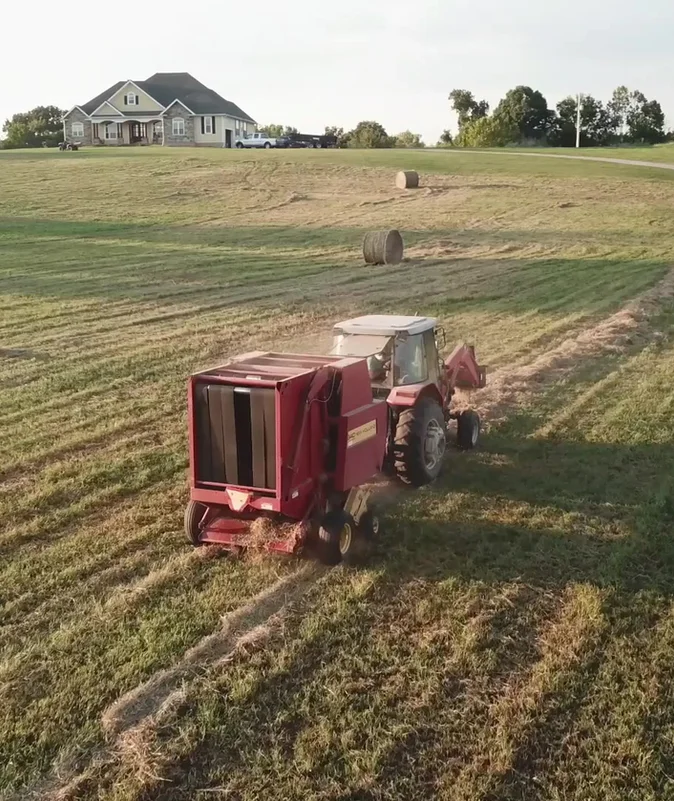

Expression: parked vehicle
xmin=235 ymin=132 xmax=285 ymax=149
xmin=284 ymin=132 xmax=338 ymax=149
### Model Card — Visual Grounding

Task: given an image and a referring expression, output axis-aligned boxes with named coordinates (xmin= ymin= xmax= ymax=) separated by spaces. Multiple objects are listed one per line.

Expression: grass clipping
xmin=248 ymin=517 xmax=301 ymax=557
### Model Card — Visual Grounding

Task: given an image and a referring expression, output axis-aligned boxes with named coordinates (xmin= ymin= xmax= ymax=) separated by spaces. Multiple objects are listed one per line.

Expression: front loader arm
xmin=444 ymin=344 xmax=487 ymax=390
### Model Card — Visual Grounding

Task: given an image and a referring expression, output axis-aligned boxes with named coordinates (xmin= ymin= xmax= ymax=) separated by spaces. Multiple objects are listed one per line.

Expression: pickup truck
xmin=235 ymin=132 xmax=287 ymax=149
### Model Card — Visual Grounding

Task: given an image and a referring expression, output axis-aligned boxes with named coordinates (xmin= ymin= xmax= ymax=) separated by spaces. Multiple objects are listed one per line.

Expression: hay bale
xmin=395 ymin=170 xmax=419 ymax=189
xmin=363 ymin=230 xmax=404 ymax=265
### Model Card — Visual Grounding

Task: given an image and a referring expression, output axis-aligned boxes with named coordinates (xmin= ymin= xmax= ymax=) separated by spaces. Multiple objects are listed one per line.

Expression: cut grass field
xmin=1 ymin=146 xmax=674 ymax=800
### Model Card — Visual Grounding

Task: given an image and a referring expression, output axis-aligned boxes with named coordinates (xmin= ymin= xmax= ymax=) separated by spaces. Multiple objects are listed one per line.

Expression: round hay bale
xmin=363 ymin=230 xmax=404 ymax=265
xmin=395 ymin=170 xmax=419 ymax=189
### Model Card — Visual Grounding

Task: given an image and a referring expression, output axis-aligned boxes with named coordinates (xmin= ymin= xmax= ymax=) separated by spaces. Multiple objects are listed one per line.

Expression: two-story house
xmin=62 ymin=73 xmax=256 ymax=148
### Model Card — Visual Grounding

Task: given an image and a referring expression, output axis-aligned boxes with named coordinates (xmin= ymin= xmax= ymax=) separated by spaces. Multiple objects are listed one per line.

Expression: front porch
xmin=91 ymin=117 xmax=164 ymax=146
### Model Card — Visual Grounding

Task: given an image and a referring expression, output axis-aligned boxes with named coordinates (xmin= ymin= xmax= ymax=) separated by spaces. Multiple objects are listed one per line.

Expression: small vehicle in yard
xmin=235 ymin=132 xmax=286 ymax=149
xmin=184 ymin=315 xmax=486 ymax=564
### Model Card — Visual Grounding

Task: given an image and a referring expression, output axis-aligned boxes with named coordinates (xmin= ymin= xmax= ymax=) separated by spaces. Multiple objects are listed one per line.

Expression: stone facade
xmin=162 ymin=104 xmax=196 ymax=146
xmin=65 ymin=108 xmax=93 ymax=146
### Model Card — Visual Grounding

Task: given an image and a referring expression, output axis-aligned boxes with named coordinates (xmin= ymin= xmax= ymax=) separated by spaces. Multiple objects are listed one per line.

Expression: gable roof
xmin=81 ymin=81 xmax=125 ymax=115
xmin=77 ymin=73 xmax=255 ymax=122
xmin=90 ymin=100 xmax=123 ymax=116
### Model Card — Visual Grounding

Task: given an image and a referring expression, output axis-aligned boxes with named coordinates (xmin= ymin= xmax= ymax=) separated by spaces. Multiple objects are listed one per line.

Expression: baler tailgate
xmin=194 ymin=382 xmax=277 ymax=491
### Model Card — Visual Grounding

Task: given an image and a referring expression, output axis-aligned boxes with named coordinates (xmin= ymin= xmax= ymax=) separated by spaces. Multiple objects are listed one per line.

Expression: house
xmin=62 ymin=73 xmax=256 ymax=148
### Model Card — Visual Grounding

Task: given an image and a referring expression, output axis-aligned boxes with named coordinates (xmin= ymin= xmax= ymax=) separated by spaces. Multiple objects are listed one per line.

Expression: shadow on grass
xmin=389 ymin=431 xmax=674 ymax=597
xmin=0 ymin=218 xmax=669 ymax=322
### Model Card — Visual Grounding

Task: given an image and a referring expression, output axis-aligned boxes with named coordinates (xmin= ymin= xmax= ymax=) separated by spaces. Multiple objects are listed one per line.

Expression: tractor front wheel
xmin=394 ymin=398 xmax=446 ymax=486
xmin=317 ymin=510 xmax=359 ymax=566
xmin=184 ymin=500 xmax=207 ymax=546
xmin=456 ymin=409 xmax=481 ymax=450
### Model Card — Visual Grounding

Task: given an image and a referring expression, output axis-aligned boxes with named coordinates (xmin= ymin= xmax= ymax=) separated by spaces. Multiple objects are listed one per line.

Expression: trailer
xmin=284 ymin=133 xmax=338 ymax=149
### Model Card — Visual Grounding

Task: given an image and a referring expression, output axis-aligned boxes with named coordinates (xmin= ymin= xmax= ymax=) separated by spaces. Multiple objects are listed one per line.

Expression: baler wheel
xmin=184 ymin=500 xmax=207 ymax=546
xmin=317 ymin=510 xmax=358 ymax=566
xmin=394 ymin=397 xmax=446 ymax=486
xmin=456 ymin=410 xmax=481 ymax=450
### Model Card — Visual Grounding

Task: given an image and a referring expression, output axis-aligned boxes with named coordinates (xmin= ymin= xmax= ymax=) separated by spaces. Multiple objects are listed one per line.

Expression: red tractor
xmin=184 ymin=315 xmax=485 ymax=564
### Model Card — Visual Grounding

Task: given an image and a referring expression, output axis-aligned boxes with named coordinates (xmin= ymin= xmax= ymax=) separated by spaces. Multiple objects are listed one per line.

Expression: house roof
xmin=80 ymin=82 xmax=126 ymax=115
xmin=78 ymin=73 xmax=255 ymax=122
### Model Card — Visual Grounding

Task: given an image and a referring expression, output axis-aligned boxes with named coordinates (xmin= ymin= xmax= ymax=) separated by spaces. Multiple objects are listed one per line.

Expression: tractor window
xmin=424 ymin=328 xmax=440 ymax=385
xmin=394 ymin=334 xmax=427 ymax=385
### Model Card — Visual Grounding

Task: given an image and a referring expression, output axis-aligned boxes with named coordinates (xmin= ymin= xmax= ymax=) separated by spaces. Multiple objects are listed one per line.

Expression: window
xmin=394 ymin=334 xmax=427 ymax=385
xmin=105 ymin=123 xmax=120 ymax=140
xmin=203 ymin=116 xmax=213 ymax=134
xmin=125 ymin=92 xmax=137 ymax=106
xmin=71 ymin=122 xmax=84 ymax=138
xmin=172 ymin=117 xmax=185 ymax=136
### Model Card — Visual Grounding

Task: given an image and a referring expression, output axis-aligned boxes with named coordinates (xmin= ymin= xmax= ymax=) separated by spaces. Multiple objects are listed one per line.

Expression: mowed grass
xmin=1 ymin=147 xmax=674 ymax=799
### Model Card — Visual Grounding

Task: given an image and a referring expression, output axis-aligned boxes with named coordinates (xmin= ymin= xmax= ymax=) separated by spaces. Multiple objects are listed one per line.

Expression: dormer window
xmin=125 ymin=92 xmax=138 ymax=106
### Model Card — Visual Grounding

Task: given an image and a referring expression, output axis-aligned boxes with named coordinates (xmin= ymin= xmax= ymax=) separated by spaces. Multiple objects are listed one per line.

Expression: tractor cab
xmin=331 ymin=315 xmax=443 ymax=396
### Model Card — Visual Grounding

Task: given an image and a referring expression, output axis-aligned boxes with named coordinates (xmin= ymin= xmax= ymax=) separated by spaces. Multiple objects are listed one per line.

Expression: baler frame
xmin=186 ymin=351 xmax=387 ymax=558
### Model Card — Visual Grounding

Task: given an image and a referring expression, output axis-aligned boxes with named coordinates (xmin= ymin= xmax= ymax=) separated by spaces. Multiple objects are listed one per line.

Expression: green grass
xmin=1 ymin=147 xmax=674 ymax=800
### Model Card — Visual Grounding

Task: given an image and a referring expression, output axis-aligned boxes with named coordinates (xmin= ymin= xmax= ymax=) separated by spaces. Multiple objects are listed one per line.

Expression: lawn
xmin=1 ymin=146 xmax=674 ymax=800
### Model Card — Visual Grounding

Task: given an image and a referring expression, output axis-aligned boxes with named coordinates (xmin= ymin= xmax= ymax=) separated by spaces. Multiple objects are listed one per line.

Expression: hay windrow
xmin=468 ymin=266 xmax=674 ymax=425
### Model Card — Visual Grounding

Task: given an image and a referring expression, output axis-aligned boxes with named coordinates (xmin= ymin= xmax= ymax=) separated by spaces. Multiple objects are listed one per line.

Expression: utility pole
xmin=576 ymin=93 xmax=582 ymax=148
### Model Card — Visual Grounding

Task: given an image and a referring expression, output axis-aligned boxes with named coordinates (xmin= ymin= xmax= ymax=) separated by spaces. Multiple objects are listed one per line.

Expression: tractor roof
xmin=333 ymin=315 xmax=437 ymax=337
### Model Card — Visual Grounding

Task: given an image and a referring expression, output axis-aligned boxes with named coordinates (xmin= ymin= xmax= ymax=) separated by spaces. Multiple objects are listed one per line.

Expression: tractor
xmin=184 ymin=315 xmax=485 ymax=564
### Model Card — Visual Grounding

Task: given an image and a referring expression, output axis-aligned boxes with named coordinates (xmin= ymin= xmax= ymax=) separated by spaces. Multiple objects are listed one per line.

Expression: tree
xmin=325 ymin=126 xmax=348 ymax=147
xmin=345 ymin=121 xmax=393 ymax=149
xmin=607 ymin=86 xmax=631 ymax=141
xmin=262 ymin=123 xmax=284 ymax=137
xmin=2 ymin=105 xmax=66 ymax=149
xmin=455 ymin=115 xmax=518 ymax=148
xmin=261 ymin=124 xmax=298 ymax=138
xmin=448 ymin=89 xmax=489 ymax=129
xmin=627 ymin=97 xmax=665 ymax=144
xmin=551 ymin=95 xmax=615 ymax=147
xmin=393 ymin=130 xmax=424 ymax=148
xmin=493 ymin=86 xmax=551 ymax=142
xmin=437 ymin=129 xmax=453 ymax=147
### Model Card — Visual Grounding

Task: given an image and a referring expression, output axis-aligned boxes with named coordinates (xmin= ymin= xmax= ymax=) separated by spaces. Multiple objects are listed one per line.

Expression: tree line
xmin=263 ymin=122 xmax=424 ymax=149
xmin=442 ymin=85 xmax=667 ymax=148
xmin=2 ymin=106 xmax=65 ymax=149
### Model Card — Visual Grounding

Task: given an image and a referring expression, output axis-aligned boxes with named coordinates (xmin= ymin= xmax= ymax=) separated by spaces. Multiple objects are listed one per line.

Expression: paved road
xmin=452 ymin=150 xmax=674 ymax=172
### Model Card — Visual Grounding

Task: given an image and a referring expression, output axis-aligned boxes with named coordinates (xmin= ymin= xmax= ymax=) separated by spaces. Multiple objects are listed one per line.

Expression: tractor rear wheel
xmin=457 ymin=409 xmax=480 ymax=450
xmin=394 ymin=398 xmax=446 ymax=486
xmin=184 ymin=500 xmax=207 ymax=546
xmin=317 ymin=509 xmax=358 ymax=566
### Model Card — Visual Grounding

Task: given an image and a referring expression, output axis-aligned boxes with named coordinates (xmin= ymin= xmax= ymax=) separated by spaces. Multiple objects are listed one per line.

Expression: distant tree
xmin=393 ymin=130 xmax=424 ymax=148
xmin=607 ymin=86 xmax=631 ymax=141
xmin=345 ymin=121 xmax=393 ymax=149
xmin=437 ymin=129 xmax=453 ymax=147
xmin=2 ymin=105 xmax=66 ymax=149
xmin=262 ymin=123 xmax=284 ymax=137
xmin=493 ymin=86 xmax=551 ymax=141
xmin=283 ymin=126 xmax=298 ymax=136
xmin=455 ymin=115 xmax=518 ymax=147
xmin=325 ymin=126 xmax=348 ymax=147
xmin=627 ymin=97 xmax=665 ymax=144
xmin=551 ymin=95 xmax=615 ymax=147
xmin=448 ymin=89 xmax=489 ymax=129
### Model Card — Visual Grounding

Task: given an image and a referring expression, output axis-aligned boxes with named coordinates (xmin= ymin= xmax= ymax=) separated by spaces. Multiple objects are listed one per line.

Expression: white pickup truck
xmin=235 ymin=132 xmax=286 ymax=149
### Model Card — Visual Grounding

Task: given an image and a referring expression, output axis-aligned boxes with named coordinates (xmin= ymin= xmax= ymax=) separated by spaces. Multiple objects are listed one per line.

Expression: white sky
xmin=2 ymin=0 xmax=673 ymax=143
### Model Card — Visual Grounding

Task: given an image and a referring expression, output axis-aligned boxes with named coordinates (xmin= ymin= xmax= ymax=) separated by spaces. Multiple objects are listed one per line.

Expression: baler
xmin=185 ymin=315 xmax=486 ymax=564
